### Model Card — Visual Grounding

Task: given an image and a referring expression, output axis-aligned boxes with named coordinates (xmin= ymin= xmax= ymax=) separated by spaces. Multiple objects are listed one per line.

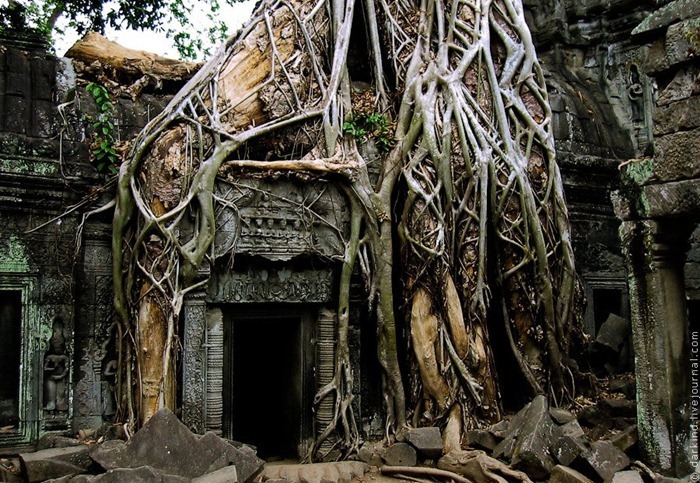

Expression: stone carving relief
xmin=208 ymin=268 xmax=333 ymax=304
xmin=212 ymin=179 xmax=349 ymax=261
xmin=43 ymin=317 xmax=69 ymax=418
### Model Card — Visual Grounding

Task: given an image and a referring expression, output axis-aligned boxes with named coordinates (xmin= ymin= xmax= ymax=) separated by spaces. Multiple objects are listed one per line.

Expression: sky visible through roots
xmin=51 ymin=0 xmax=255 ymax=59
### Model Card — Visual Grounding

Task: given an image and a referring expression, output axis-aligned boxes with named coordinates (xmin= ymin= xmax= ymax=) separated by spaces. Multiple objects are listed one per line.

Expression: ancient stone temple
xmin=0 ymin=0 xmax=698 ymax=478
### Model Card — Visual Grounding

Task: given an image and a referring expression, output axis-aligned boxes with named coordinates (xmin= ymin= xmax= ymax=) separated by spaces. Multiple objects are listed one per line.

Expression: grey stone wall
xmin=0 ymin=29 xmax=176 ymax=440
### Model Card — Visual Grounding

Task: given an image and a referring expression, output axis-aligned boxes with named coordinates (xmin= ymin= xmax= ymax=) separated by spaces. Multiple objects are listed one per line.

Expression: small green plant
xmin=85 ymin=82 xmax=119 ymax=174
xmin=343 ymin=112 xmax=396 ymax=152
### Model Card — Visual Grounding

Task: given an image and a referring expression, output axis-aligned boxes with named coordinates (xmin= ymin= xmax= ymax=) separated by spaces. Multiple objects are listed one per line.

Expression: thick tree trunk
xmin=111 ymin=0 xmax=583 ymax=455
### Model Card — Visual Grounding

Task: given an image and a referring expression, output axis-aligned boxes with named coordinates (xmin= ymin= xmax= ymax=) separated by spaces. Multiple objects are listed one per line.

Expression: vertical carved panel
xmin=205 ymin=308 xmax=224 ymax=434
xmin=182 ymin=292 xmax=207 ymax=433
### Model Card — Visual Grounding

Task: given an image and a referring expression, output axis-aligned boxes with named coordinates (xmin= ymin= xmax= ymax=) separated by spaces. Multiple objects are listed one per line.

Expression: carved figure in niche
xmin=44 ymin=318 xmax=69 ymax=414
xmin=628 ymin=64 xmax=644 ymax=122
xmin=97 ymin=322 xmax=118 ymax=420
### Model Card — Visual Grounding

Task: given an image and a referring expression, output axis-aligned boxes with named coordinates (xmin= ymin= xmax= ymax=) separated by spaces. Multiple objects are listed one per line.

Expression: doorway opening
xmin=223 ymin=309 xmax=311 ymax=460
xmin=0 ymin=290 xmax=21 ymax=429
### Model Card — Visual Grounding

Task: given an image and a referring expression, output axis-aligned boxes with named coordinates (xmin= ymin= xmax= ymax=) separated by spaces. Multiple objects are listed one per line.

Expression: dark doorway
xmin=0 ymin=290 xmax=21 ymax=428
xmin=223 ymin=311 xmax=306 ymax=460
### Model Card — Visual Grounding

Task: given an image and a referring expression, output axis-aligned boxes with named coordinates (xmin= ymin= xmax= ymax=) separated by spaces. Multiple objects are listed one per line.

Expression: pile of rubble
xmin=1 ymin=409 xmax=264 ymax=483
xmin=334 ymin=393 xmax=643 ymax=483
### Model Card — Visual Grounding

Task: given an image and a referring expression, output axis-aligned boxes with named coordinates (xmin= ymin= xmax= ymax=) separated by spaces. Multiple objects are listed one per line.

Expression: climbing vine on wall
xmin=85 ymin=82 xmax=119 ymax=174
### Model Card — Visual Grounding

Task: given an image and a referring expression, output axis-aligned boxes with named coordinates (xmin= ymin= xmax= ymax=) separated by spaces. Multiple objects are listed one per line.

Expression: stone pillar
xmin=620 ymin=219 xmax=693 ymax=476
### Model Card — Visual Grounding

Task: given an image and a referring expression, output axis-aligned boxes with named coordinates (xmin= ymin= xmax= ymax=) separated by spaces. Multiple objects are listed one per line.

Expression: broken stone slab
xmin=610 ymin=425 xmax=638 ymax=454
xmin=594 ymin=314 xmax=630 ymax=355
xmin=260 ymin=461 xmax=368 ymax=483
xmin=192 ymin=465 xmax=238 ymax=483
xmin=609 ymin=379 xmax=636 ymax=400
xmin=90 ymin=408 xmax=263 ymax=481
xmin=611 ymin=469 xmax=645 ymax=483
xmin=561 ymin=420 xmax=586 ymax=440
xmin=20 ymin=446 xmax=93 ymax=482
xmin=549 ymin=465 xmax=594 ymax=483
xmin=551 ymin=435 xmax=589 ymax=467
xmin=602 ymin=398 xmax=636 ymax=418
xmin=36 ymin=434 xmax=83 ymax=450
xmin=549 ymin=408 xmax=577 ymax=425
xmin=488 ymin=419 xmax=510 ymax=440
xmin=50 ymin=466 xmax=190 ymax=482
xmin=404 ymin=427 xmax=443 ymax=459
xmin=196 ymin=431 xmax=263 ymax=481
xmin=357 ymin=442 xmax=384 ymax=467
xmin=573 ymin=440 xmax=631 ymax=481
xmin=493 ymin=395 xmax=561 ymax=480
xmin=382 ymin=442 xmax=417 ymax=467
xmin=465 ymin=430 xmax=497 ymax=452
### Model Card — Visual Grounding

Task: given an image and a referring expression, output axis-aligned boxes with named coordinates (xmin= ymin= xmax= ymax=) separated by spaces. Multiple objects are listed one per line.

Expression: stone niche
xmin=181 ymin=178 xmax=351 ymax=459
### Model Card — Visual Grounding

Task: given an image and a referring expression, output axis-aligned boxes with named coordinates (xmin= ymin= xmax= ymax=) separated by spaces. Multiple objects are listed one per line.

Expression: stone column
xmin=620 ymin=219 xmax=693 ymax=476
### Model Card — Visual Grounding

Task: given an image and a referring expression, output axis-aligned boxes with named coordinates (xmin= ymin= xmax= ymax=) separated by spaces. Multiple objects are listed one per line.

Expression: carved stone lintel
xmin=208 ymin=268 xmax=333 ymax=304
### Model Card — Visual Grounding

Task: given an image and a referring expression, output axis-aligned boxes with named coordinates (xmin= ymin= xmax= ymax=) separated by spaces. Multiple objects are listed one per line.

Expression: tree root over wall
xmin=107 ymin=0 xmax=584 ymax=460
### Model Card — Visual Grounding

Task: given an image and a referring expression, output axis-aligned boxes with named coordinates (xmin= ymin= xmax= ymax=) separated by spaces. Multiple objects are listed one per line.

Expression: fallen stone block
xmin=357 ymin=442 xmax=384 ymax=467
xmin=602 ymin=399 xmax=636 ymax=418
xmin=404 ymin=427 xmax=443 ymax=459
xmin=551 ymin=435 xmax=589 ymax=467
xmin=610 ymin=425 xmax=638 ymax=454
xmin=549 ymin=408 xmax=576 ymax=425
xmin=192 ymin=465 xmax=238 ymax=483
xmin=383 ymin=442 xmax=417 ymax=467
xmin=594 ymin=314 xmax=630 ymax=354
xmin=36 ymin=434 xmax=83 ymax=450
xmin=488 ymin=419 xmax=510 ymax=440
xmin=573 ymin=441 xmax=630 ymax=481
xmin=493 ymin=395 xmax=561 ymax=480
xmin=549 ymin=465 xmax=594 ymax=483
xmin=561 ymin=420 xmax=586 ymax=440
xmin=90 ymin=409 xmax=263 ymax=481
xmin=611 ymin=469 xmax=644 ymax=483
xmin=20 ymin=446 xmax=93 ymax=482
xmin=465 ymin=430 xmax=497 ymax=452
xmin=70 ymin=466 xmax=189 ymax=482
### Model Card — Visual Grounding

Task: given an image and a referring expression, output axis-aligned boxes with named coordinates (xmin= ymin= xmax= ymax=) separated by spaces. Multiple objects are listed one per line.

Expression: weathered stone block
xmin=640 ymin=179 xmax=700 ymax=218
xmin=610 ymin=425 xmax=638 ymax=454
xmin=3 ymin=95 xmax=30 ymax=134
xmin=574 ymin=441 xmax=630 ymax=481
xmin=465 ymin=429 xmax=497 ymax=452
xmin=90 ymin=409 xmax=263 ymax=481
xmin=549 ymin=465 xmax=595 ymax=483
xmin=551 ymin=435 xmax=589 ymax=466
xmin=5 ymin=71 xmax=29 ymax=97
xmin=594 ymin=314 xmax=629 ymax=354
xmin=550 ymin=408 xmax=576 ymax=425
xmin=654 ymin=95 xmax=700 ymax=136
xmin=561 ymin=420 xmax=586 ymax=440
xmin=6 ymin=48 xmax=29 ymax=74
xmin=493 ymin=395 xmax=561 ymax=479
xmin=192 ymin=465 xmax=239 ymax=483
xmin=383 ymin=442 xmax=417 ymax=467
xmin=31 ymin=99 xmax=55 ymax=138
xmin=611 ymin=469 xmax=645 ymax=483
xmin=656 ymin=66 xmax=700 ymax=106
xmin=30 ymin=57 xmax=55 ymax=101
xmin=653 ymin=129 xmax=700 ymax=182
xmin=36 ymin=434 xmax=82 ymax=450
xmin=404 ymin=427 xmax=443 ymax=458
xmin=20 ymin=446 xmax=92 ymax=482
